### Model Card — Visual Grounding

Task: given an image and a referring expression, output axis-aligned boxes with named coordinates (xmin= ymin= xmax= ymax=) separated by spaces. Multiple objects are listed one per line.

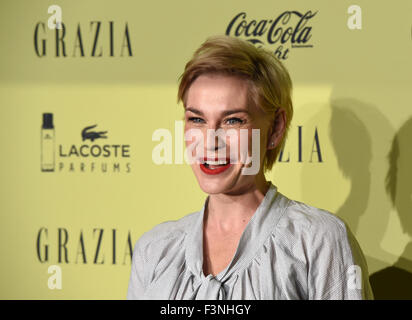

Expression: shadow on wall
xmin=328 ymin=98 xmax=395 ymax=266
xmin=282 ymin=93 xmax=411 ymax=298
xmin=369 ymin=117 xmax=412 ymax=299
xmin=300 ymin=97 xmax=396 ymax=266
xmin=329 ymin=99 xmax=412 ymax=299
xmin=329 ymin=101 xmax=372 ymax=234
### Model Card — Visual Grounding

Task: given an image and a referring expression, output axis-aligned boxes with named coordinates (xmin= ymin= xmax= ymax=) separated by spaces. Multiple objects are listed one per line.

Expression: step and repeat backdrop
xmin=0 ymin=0 xmax=411 ymax=299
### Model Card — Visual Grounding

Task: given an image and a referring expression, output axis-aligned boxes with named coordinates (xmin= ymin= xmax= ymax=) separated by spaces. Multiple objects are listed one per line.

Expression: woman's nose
xmin=204 ymin=127 xmax=226 ymax=153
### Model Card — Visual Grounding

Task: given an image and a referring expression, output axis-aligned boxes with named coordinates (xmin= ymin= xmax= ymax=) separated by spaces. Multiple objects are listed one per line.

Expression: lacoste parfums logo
xmin=40 ymin=113 xmax=131 ymax=173
xmin=81 ymin=124 xmax=108 ymax=142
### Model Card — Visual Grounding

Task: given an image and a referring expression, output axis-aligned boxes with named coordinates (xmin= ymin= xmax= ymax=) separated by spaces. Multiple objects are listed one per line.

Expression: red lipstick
xmin=199 ymin=157 xmax=232 ymax=175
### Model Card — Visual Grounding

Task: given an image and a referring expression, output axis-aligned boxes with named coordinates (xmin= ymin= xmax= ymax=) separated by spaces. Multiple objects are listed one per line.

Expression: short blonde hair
xmin=177 ymin=35 xmax=293 ymax=172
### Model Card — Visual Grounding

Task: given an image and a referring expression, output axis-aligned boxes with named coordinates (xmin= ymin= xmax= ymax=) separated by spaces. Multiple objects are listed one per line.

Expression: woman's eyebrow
xmin=185 ymin=107 xmax=204 ymax=116
xmin=221 ymin=109 xmax=250 ymax=116
xmin=185 ymin=107 xmax=250 ymax=117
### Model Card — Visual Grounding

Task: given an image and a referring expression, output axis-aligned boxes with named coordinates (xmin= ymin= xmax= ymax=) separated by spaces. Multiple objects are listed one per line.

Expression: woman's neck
xmin=205 ymin=176 xmax=271 ymax=233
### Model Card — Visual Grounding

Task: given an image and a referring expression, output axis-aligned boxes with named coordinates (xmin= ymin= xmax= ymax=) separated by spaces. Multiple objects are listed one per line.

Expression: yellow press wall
xmin=0 ymin=0 xmax=411 ymax=299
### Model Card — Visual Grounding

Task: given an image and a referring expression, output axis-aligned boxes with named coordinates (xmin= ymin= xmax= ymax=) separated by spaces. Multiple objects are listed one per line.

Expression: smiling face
xmin=184 ymin=73 xmax=276 ymax=195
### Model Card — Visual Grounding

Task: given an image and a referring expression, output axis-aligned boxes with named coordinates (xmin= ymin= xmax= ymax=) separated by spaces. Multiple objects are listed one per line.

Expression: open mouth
xmin=199 ymin=158 xmax=232 ymax=175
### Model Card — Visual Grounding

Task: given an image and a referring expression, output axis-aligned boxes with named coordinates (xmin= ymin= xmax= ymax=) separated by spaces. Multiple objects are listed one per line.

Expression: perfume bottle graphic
xmin=41 ymin=113 xmax=55 ymax=172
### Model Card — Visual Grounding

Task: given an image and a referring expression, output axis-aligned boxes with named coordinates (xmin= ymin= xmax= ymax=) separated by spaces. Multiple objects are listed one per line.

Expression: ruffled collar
xmin=184 ymin=181 xmax=290 ymax=299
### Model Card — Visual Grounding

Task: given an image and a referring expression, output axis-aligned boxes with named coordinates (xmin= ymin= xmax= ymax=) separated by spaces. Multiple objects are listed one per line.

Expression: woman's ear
xmin=267 ymin=108 xmax=286 ymax=150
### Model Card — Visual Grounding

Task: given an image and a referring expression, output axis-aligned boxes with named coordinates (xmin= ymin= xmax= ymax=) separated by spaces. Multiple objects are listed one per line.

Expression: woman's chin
xmin=198 ymin=181 xmax=231 ymax=195
xmin=195 ymin=174 xmax=239 ymax=195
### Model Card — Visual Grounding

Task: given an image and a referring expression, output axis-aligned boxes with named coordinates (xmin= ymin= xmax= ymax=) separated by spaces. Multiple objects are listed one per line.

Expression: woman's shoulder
xmin=273 ymin=192 xmax=361 ymax=267
xmin=275 ymin=192 xmax=349 ymax=240
xmin=272 ymin=193 xmax=373 ymax=299
xmin=134 ymin=210 xmax=200 ymax=252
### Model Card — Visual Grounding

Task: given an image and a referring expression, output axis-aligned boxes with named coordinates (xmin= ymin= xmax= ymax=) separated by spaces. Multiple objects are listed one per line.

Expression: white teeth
xmin=205 ymin=160 xmax=228 ymax=165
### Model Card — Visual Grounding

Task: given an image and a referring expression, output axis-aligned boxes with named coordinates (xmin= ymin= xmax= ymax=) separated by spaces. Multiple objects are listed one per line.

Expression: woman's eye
xmin=225 ymin=117 xmax=243 ymax=125
xmin=188 ymin=117 xmax=205 ymax=123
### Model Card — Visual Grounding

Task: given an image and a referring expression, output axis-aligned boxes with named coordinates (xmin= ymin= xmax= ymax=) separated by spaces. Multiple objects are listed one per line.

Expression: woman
xmin=127 ymin=35 xmax=374 ymax=300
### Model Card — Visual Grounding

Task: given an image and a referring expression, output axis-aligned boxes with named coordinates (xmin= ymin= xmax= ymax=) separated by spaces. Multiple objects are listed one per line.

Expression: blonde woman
xmin=127 ymin=35 xmax=374 ymax=300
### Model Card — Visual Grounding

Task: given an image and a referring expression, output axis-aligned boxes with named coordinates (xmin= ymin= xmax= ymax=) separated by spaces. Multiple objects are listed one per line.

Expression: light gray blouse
xmin=127 ymin=182 xmax=374 ymax=300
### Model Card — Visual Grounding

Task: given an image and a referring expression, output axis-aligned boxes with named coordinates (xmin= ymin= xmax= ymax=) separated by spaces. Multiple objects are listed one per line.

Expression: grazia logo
xmin=226 ymin=10 xmax=317 ymax=60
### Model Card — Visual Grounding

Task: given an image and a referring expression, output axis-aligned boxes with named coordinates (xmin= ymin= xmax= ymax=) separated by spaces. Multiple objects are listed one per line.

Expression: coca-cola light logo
xmin=226 ymin=10 xmax=317 ymax=60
